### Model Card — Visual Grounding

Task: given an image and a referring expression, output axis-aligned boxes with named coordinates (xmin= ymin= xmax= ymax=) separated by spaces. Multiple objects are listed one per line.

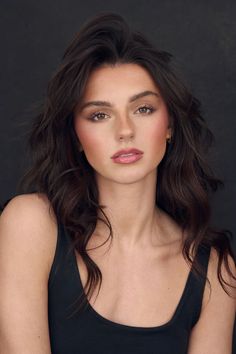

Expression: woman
xmin=0 ymin=12 xmax=235 ymax=354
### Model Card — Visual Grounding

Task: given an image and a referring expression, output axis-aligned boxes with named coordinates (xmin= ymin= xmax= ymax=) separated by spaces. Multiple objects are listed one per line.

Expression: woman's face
xmin=74 ymin=63 xmax=171 ymax=184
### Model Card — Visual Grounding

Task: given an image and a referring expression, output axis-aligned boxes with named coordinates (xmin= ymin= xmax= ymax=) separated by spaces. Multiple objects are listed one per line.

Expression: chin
xmin=96 ymin=167 xmax=157 ymax=184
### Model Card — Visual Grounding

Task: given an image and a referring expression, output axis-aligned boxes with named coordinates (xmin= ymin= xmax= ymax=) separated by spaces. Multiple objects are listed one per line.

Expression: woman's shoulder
xmin=1 ymin=192 xmax=56 ymax=225
xmin=0 ymin=192 xmax=58 ymax=277
xmin=1 ymin=192 xmax=54 ymax=215
xmin=0 ymin=193 xmax=57 ymax=351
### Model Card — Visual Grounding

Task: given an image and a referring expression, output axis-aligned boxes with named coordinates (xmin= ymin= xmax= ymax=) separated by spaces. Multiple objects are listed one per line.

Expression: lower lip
xmin=112 ymin=153 xmax=143 ymax=164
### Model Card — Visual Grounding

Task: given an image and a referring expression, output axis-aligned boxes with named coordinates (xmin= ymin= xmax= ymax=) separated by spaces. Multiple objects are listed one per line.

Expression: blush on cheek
xmin=75 ymin=125 xmax=105 ymax=163
xmin=74 ymin=123 xmax=91 ymax=150
xmin=151 ymin=118 xmax=169 ymax=142
xmin=147 ymin=118 xmax=170 ymax=163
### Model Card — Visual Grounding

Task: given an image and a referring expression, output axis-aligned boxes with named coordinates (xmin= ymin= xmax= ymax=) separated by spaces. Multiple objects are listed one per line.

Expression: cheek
xmin=143 ymin=113 xmax=170 ymax=166
xmin=152 ymin=123 xmax=167 ymax=140
xmin=148 ymin=115 xmax=169 ymax=147
xmin=74 ymin=121 xmax=105 ymax=158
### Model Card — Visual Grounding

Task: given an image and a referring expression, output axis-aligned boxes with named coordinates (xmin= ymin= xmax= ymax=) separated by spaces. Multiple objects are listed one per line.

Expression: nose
xmin=116 ymin=115 xmax=135 ymax=141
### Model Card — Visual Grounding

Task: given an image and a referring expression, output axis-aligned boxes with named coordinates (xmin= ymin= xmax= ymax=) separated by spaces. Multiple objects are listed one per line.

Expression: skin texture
xmin=74 ymin=63 xmax=173 ymax=251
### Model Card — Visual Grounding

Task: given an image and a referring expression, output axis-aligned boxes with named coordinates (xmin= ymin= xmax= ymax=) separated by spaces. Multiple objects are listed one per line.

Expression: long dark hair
xmin=7 ymin=12 xmax=236 ymax=312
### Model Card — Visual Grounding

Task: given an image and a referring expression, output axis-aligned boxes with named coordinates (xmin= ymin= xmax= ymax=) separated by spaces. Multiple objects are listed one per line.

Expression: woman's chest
xmin=76 ymin=244 xmax=193 ymax=328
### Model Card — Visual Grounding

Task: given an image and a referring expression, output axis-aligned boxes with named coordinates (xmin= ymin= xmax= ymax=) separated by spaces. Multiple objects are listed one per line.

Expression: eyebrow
xmin=78 ymin=90 xmax=160 ymax=111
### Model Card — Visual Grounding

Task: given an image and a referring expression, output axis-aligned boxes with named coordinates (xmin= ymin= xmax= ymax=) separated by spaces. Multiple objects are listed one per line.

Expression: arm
xmin=0 ymin=194 xmax=57 ymax=354
xmin=188 ymin=247 xmax=236 ymax=354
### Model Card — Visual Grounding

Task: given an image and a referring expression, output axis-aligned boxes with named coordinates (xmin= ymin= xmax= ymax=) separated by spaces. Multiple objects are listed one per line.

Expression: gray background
xmin=1 ymin=0 xmax=235 ymax=350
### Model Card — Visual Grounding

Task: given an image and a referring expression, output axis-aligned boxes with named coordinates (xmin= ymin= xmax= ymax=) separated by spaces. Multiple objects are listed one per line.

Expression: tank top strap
xmin=180 ymin=243 xmax=211 ymax=329
xmin=48 ymin=220 xmax=75 ymax=288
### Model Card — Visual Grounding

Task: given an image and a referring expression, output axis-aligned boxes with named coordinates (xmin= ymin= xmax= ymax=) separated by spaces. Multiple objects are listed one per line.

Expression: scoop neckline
xmin=70 ymin=245 xmax=197 ymax=332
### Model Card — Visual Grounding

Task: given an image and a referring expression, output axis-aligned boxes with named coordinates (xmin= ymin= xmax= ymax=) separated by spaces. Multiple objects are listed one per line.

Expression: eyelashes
xmin=87 ymin=105 xmax=156 ymax=122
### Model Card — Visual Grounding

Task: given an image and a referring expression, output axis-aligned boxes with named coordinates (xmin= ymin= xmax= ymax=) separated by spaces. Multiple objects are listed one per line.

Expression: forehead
xmin=82 ymin=63 xmax=159 ymax=98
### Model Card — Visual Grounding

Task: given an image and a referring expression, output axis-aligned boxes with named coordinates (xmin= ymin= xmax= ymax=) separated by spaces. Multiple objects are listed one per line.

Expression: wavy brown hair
xmin=5 ymin=12 xmax=236 ymax=313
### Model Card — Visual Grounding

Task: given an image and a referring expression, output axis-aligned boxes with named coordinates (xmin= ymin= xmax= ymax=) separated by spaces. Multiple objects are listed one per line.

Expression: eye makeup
xmin=86 ymin=104 xmax=157 ymax=122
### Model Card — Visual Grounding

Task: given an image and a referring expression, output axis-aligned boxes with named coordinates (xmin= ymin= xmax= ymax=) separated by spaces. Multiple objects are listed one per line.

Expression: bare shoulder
xmin=204 ymin=247 xmax=236 ymax=304
xmin=194 ymin=245 xmax=236 ymax=312
xmin=0 ymin=193 xmax=57 ymax=352
xmin=188 ymin=247 xmax=236 ymax=353
xmin=0 ymin=192 xmax=58 ymax=276
xmin=1 ymin=192 xmax=54 ymax=219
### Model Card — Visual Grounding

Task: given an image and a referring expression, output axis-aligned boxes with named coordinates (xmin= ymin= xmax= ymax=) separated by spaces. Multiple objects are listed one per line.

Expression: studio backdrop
xmin=1 ymin=0 xmax=235 ymax=350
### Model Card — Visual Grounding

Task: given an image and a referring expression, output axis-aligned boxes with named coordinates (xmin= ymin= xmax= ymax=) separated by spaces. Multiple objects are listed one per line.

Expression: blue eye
xmin=136 ymin=105 xmax=155 ymax=114
xmin=87 ymin=105 xmax=155 ymax=122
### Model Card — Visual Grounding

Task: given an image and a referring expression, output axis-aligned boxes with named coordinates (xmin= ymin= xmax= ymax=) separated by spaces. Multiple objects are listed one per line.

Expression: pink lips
xmin=111 ymin=148 xmax=144 ymax=164
xmin=111 ymin=148 xmax=143 ymax=158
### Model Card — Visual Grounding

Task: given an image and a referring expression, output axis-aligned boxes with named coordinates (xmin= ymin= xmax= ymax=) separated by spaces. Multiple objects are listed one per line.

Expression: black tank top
xmin=48 ymin=221 xmax=211 ymax=354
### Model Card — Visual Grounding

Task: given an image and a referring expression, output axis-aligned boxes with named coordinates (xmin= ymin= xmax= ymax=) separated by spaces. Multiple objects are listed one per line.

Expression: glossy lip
xmin=111 ymin=148 xmax=144 ymax=158
xmin=112 ymin=153 xmax=143 ymax=164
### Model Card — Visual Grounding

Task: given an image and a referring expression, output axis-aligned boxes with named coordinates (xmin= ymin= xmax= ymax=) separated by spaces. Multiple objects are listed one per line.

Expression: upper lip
xmin=111 ymin=148 xmax=144 ymax=158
